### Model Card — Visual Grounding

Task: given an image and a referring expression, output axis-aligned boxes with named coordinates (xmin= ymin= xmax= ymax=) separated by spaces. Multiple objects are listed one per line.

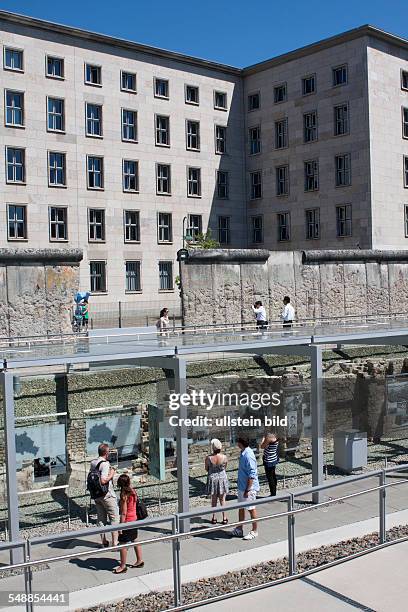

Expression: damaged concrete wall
xmin=0 ymin=248 xmax=82 ymax=337
xmin=181 ymin=249 xmax=408 ymax=324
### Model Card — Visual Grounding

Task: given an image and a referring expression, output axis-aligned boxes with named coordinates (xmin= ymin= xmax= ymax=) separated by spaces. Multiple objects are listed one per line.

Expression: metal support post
xmin=118 ymin=301 xmax=122 ymax=328
xmin=287 ymin=494 xmax=296 ymax=575
xmin=311 ymin=345 xmax=324 ymax=504
xmin=1 ymin=372 xmax=23 ymax=563
xmin=173 ymin=357 xmax=190 ymax=531
xmin=172 ymin=515 xmax=182 ymax=606
xmin=379 ymin=471 xmax=386 ymax=544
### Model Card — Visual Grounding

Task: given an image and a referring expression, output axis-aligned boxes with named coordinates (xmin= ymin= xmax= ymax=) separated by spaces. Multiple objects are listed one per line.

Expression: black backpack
xmin=136 ymin=497 xmax=148 ymax=520
xmin=87 ymin=459 xmax=110 ymax=499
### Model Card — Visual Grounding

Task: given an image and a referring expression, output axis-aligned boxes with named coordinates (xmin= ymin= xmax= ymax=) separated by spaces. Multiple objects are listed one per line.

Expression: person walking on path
xmin=156 ymin=307 xmax=170 ymax=335
xmin=280 ymin=296 xmax=295 ymax=328
xmin=252 ymin=301 xmax=268 ymax=330
xmin=232 ymin=436 xmax=259 ymax=540
xmin=87 ymin=443 xmax=119 ymax=548
xmin=205 ymin=439 xmax=229 ymax=525
xmin=113 ymin=474 xmax=144 ymax=574
xmin=260 ymin=432 xmax=279 ymax=496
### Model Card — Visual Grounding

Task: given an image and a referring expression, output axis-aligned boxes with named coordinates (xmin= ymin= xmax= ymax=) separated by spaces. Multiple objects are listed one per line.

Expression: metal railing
xmin=1 ymin=464 xmax=407 ymax=612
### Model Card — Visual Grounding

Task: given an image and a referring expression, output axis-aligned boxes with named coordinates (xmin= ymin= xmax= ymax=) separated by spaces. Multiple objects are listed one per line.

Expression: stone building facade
xmin=0 ymin=12 xmax=407 ymax=314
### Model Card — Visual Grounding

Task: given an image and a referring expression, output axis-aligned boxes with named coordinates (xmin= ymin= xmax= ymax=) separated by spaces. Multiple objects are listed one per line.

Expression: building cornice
xmin=0 ymin=12 xmax=406 ymax=78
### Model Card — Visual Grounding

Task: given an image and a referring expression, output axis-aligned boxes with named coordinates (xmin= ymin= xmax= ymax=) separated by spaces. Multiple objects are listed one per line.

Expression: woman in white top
xmin=156 ymin=308 xmax=170 ymax=335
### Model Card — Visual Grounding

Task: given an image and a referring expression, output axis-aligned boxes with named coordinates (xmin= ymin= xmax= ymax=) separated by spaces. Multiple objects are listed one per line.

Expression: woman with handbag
xmin=113 ymin=474 xmax=144 ymax=573
xmin=260 ymin=433 xmax=279 ymax=496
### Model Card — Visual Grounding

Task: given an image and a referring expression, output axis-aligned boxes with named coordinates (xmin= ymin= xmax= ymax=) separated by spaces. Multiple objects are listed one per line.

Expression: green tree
xmin=187 ymin=229 xmax=219 ymax=249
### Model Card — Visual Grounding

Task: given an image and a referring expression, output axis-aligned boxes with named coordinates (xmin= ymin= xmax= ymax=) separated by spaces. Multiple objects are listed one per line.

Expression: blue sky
xmin=1 ymin=0 xmax=407 ymax=67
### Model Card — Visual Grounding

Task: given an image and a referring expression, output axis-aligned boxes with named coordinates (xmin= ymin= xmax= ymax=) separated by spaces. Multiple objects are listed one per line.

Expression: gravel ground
xmin=81 ymin=524 xmax=408 ymax=612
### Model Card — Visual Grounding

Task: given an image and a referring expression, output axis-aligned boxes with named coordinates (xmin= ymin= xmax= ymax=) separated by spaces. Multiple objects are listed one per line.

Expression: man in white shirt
xmin=281 ymin=296 xmax=295 ymax=328
xmin=252 ymin=301 xmax=268 ymax=329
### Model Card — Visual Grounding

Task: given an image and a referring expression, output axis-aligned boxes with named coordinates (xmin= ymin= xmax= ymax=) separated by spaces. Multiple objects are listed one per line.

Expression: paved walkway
xmin=0 ymin=473 xmax=407 ymax=611
xmin=195 ymin=540 xmax=408 ymax=612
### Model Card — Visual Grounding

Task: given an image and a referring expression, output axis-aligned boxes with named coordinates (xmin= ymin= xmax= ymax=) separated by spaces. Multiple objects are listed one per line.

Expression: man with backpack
xmin=88 ymin=443 xmax=119 ymax=548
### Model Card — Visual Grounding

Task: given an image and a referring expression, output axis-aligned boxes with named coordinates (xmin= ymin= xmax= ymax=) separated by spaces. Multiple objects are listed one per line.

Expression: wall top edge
xmin=302 ymin=249 xmax=408 ymax=264
xmin=0 ymin=248 xmax=83 ymax=264
xmin=185 ymin=249 xmax=270 ymax=264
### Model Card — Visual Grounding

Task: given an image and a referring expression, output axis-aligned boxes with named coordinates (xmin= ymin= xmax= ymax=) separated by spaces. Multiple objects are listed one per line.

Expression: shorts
xmin=237 ymin=489 xmax=257 ymax=511
xmin=256 ymin=320 xmax=268 ymax=328
xmin=118 ymin=528 xmax=138 ymax=543
xmin=94 ymin=495 xmax=120 ymax=527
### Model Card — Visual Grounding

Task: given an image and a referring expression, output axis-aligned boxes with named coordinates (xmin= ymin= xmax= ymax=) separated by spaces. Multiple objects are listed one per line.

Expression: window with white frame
xmin=304 ymin=111 xmax=318 ymax=142
xmin=124 ymin=210 xmax=140 ymax=242
xmin=251 ymin=215 xmax=263 ymax=243
xmin=248 ymin=92 xmax=260 ymax=111
xmin=187 ymin=214 xmax=202 ymax=241
xmin=215 ymin=125 xmax=227 ymax=154
xmin=334 ymin=103 xmax=349 ymax=136
xmin=90 ymin=261 xmax=106 ymax=292
xmin=187 ymin=167 xmax=201 ymax=196
xmin=48 ymin=152 xmax=66 ymax=187
xmin=250 ymin=171 xmax=262 ymax=199
xmin=306 ymin=208 xmax=320 ymax=240
xmin=5 ymin=90 xmax=24 ymax=127
xmin=404 ymin=205 xmax=408 ymax=237
xmin=156 ymin=163 xmax=171 ymax=194
xmin=46 ymin=56 xmax=64 ymax=79
xmin=277 ymin=212 xmax=290 ymax=241
xmin=275 ymin=118 xmax=288 ymax=148
xmin=159 ymin=261 xmax=173 ymax=290
xmin=403 ymin=107 xmax=408 ymax=139
xmin=87 ymin=156 xmax=104 ymax=189
xmin=404 ymin=156 xmax=408 ymax=188
xmin=85 ymin=64 xmax=101 ymax=86
xmin=216 ymin=170 xmax=229 ymax=199
xmin=154 ymin=78 xmax=169 ymax=99
xmin=121 ymin=71 xmax=136 ymax=92
xmin=185 ymin=85 xmax=199 ymax=105
xmin=155 ymin=115 xmax=170 ymax=146
xmin=47 ymin=97 xmax=65 ymax=132
xmin=88 ymin=209 xmax=105 ymax=241
xmin=249 ymin=126 xmax=261 ymax=155
xmin=86 ymin=103 xmax=102 ymax=137
xmin=332 ymin=64 xmax=348 ymax=87
xmin=274 ymin=83 xmax=287 ymax=104
xmin=7 ymin=204 xmax=27 ymax=240
xmin=214 ymin=91 xmax=227 ymax=110
xmin=186 ymin=120 xmax=200 ymax=151
xmin=6 ymin=147 xmax=25 ymax=183
xmin=125 ymin=261 xmax=141 ymax=292
xmin=218 ymin=216 xmax=230 ymax=244
xmin=335 ymin=154 xmax=351 ymax=186
xmin=123 ymin=159 xmax=139 ymax=192
xmin=49 ymin=207 xmax=68 ymax=241
xmin=304 ymin=160 xmax=319 ymax=192
xmin=401 ymin=70 xmax=408 ymax=91
xmin=336 ymin=204 xmax=352 ymax=237
xmin=302 ymin=74 xmax=316 ymax=95
xmin=122 ymin=109 xmax=137 ymax=141
xmin=276 ymin=165 xmax=289 ymax=196
xmin=4 ymin=47 xmax=23 ymax=71
xmin=157 ymin=212 xmax=172 ymax=243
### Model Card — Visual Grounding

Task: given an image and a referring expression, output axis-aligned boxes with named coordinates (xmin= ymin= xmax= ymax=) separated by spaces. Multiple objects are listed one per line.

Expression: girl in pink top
xmin=113 ymin=474 xmax=144 ymax=574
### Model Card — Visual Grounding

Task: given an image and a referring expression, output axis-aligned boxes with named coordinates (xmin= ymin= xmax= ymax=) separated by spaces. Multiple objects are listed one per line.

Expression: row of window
xmin=4 ymin=149 xmax=230 ymax=197
xmin=3 ymin=91 xmax=229 ymax=146
xmin=250 ymin=155 xmax=408 ymax=199
xmin=248 ymin=68 xmax=408 ymax=111
xmin=89 ymin=260 xmax=177 ymax=294
xmin=6 ymin=205 xmax=232 ymax=245
xmin=248 ymin=66 xmax=348 ymax=112
xmin=247 ymin=104 xmax=350 ymax=155
xmin=3 ymin=47 xmax=228 ymax=109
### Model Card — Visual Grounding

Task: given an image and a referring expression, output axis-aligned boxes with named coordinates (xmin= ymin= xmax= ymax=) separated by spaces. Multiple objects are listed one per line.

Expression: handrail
xmin=1 ymin=464 xmax=408 ymax=612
